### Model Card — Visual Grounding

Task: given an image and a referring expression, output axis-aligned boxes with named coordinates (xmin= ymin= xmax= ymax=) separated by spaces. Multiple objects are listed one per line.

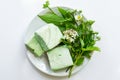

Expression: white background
xmin=0 ymin=0 xmax=120 ymax=80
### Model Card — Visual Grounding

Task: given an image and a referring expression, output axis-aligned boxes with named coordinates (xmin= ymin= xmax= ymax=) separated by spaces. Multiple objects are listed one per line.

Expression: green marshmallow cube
xmin=35 ymin=23 xmax=63 ymax=51
xmin=25 ymin=36 xmax=44 ymax=57
xmin=47 ymin=46 xmax=73 ymax=70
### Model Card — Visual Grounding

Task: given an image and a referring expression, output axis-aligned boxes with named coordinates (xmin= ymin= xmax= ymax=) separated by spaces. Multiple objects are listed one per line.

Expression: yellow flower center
xmin=77 ymin=15 xmax=81 ymax=20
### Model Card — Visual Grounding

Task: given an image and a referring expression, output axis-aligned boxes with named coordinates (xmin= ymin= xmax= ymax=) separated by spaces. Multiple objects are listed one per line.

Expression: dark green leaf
xmin=76 ymin=57 xmax=84 ymax=66
xmin=65 ymin=22 xmax=77 ymax=30
xmin=58 ymin=7 xmax=68 ymax=18
xmin=83 ymin=51 xmax=92 ymax=59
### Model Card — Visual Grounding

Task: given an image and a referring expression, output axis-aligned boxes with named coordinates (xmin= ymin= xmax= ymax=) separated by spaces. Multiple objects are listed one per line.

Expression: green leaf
xmin=76 ymin=57 xmax=84 ymax=66
xmin=87 ymin=20 xmax=95 ymax=25
xmin=83 ymin=51 xmax=92 ymax=59
xmin=58 ymin=8 xmax=74 ymax=20
xmin=82 ymin=46 xmax=100 ymax=51
xmin=80 ymin=38 xmax=84 ymax=47
xmin=38 ymin=13 xmax=67 ymax=25
xmin=43 ymin=0 xmax=49 ymax=8
xmin=58 ymin=7 xmax=68 ymax=18
xmin=65 ymin=22 xmax=77 ymax=30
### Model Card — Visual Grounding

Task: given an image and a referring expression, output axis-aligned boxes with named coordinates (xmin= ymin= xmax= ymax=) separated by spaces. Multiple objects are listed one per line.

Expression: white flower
xmin=74 ymin=11 xmax=83 ymax=25
xmin=75 ymin=14 xmax=82 ymax=21
xmin=63 ymin=29 xmax=78 ymax=43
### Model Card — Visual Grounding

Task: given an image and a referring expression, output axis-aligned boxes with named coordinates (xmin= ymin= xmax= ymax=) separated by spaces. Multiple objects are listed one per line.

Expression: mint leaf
xmin=82 ymin=46 xmax=100 ymax=51
xmin=76 ymin=57 xmax=84 ymax=66
xmin=58 ymin=7 xmax=68 ymax=18
xmin=38 ymin=13 xmax=66 ymax=25
xmin=83 ymin=51 xmax=92 ymax=59
xmin=80 ymin=38 xmax=84 ymax=47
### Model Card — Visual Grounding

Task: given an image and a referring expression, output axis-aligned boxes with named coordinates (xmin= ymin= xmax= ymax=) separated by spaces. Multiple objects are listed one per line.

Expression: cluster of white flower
xmin=63 ymin=29 xmax=78 ymax=43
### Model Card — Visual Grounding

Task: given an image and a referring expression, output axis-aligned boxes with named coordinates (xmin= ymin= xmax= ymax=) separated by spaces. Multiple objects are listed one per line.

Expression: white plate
xmin=25 ymin=7 xmax=89 ymax=77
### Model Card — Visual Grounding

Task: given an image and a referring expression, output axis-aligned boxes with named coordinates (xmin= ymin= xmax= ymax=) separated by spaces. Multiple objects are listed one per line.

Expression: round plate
xmin=25 ymin=7 xmax=89 ymax=77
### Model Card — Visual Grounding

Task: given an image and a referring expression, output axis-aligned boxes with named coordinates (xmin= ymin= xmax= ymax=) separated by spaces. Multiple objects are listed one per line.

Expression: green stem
xmin=48 ymin=7 xmax=56 ymax=15
xmin=68 ymin=51 xmax=84 ymax=77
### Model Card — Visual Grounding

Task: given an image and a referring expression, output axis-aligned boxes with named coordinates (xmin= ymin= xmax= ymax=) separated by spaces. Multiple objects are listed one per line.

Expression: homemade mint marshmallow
xmin=25 ymin=36 xmax=44 ymax=56
xmin=47 ymin=46 xmax=73 ymax=70
xmin=35 ymin=23 xmax=63 ymax=51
